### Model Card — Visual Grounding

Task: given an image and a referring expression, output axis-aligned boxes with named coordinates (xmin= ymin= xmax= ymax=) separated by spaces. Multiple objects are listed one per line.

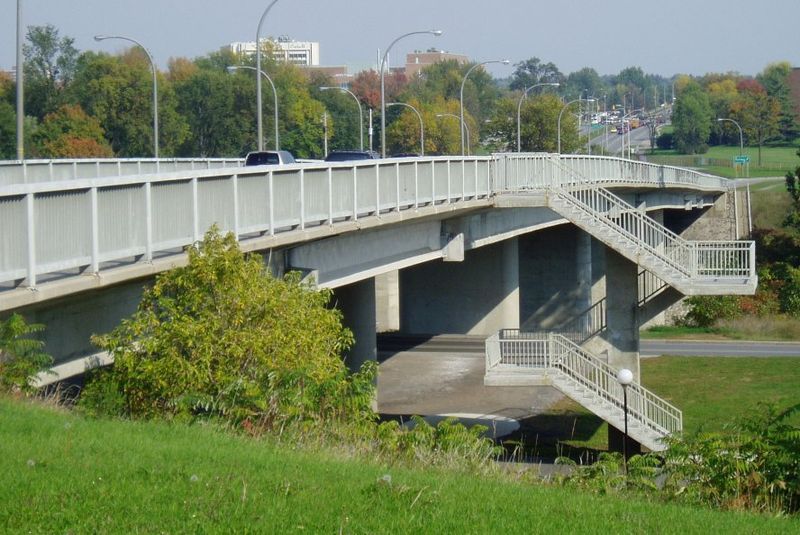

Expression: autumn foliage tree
xmin=32 ymin=104 xmax=113 ymax=158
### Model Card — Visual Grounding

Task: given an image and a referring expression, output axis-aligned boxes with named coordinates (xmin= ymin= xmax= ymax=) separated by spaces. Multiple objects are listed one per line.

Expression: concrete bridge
xmin=0 ymin=153 xmax=756 ymax=450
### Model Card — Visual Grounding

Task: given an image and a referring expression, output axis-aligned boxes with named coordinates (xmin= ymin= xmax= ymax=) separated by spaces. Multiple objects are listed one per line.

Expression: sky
xmin=2 ymin=0 xmax=799 ymax=78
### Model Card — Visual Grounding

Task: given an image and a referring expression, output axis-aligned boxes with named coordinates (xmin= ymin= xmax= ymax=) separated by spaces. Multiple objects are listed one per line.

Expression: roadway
xmin=378 ymin=333 xmax=800 ymax=358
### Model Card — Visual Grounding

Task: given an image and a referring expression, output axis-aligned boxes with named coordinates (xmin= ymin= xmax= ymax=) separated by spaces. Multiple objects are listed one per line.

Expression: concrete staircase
xmin=546 ymin=176 xmax=757 ymax=296
xmin=485 ymin=332 xmax=681 ymax=451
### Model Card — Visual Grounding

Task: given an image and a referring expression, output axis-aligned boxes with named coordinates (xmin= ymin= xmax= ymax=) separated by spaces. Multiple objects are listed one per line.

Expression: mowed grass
xmin=0 ymin=398 xmax=795 ymax=533
xmin=649 ymin=143 xmax=798 ymax=178
xmin=749 ymin=177 xmax=794 ymax=230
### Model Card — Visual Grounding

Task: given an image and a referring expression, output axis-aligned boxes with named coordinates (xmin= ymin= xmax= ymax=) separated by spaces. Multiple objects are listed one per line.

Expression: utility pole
xmin=322 ymin=112 xmax=328 ymax=157
xmin=16 ymin=0 xmax=24 ymax=160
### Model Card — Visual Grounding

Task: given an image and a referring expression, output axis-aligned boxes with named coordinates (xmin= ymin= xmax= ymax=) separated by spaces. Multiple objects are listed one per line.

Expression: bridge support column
xmin=399 ymin=238 xmax=519 ymax=335
xmin=333 ymin=278 xmax=376 ymax=372
xmin=375 ymin=271 xmax=400 ymax=333
xmin=604 ymin=248 xmax=640 ymax=380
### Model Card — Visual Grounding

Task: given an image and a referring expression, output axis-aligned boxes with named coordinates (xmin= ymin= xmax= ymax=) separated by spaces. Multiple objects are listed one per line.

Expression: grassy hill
xmin=1 ymin=397 xmax=795 ymax=533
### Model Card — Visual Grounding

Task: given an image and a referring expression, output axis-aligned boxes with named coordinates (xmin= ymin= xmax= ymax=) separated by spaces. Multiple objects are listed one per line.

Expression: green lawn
xmin=647 ymin=143 xmax=799 ymax=179
xmin=0 ymin=397 xmax=795 ymax=533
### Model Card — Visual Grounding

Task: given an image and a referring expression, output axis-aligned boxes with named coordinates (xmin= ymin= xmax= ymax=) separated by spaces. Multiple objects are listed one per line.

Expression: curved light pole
xmin=557 ymin=97 xmax=594 ymax=154
xmin=380 ymin=29 xmax=442 ymax=158
xmin=228 ymin=65 xmax=279 ymax=150
xmin=256 ymin=0 xmax=280 ymax=152
xmin=320 ymin=86 xmax=363 ymax=151
xmin=388 ymin=102 xmax=424 ymax=156
xmin=94 ymin=34 xmax=158 ymax=158
xmin=460 ymin=59 xmax=510 ymax=155
xmin=717 ymin=117 xmax=744 ymax=155
xmin=436 ymin=113 xmax=468 ymax=155
xmin=617 ymin=368 xmax=634 ymax=475
xmin=517 ymin=82 xmax=559 ymax=152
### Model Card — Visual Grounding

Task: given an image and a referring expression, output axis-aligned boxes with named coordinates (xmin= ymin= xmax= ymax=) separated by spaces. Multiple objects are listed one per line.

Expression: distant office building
xmin=404 ymin=49 xmax=469 ymax=78
xmin=226 ymin=36 xmax=320 ymax=66
xmin=300 ymin=65 xmax=352 ymax=86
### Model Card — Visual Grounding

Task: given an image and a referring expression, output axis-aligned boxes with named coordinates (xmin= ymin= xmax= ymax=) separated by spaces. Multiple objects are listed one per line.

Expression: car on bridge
xmin=244 ymin=150 xmax=297 ymax=166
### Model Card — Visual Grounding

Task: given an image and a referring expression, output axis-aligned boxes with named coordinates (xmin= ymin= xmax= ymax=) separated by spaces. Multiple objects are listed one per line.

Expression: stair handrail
xmin=547 ymin=333 xmax=683 ymax=435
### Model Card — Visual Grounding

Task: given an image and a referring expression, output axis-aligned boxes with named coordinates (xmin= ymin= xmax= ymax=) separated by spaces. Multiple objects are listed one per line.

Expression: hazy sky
xmin=2 ymin=0 xmax=799 ymax=77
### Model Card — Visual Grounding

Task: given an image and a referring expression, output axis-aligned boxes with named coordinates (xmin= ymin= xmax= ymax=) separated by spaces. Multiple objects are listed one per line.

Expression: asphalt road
xmin=378 ymin=333 xmax=800 ymax=358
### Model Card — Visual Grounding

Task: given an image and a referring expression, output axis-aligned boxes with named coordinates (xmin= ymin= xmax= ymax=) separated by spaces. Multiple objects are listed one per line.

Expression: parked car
xmin=324 ymin=150 xmax=380 ymax=162
xmin=244 ymin=150 xmax=296 ymax=166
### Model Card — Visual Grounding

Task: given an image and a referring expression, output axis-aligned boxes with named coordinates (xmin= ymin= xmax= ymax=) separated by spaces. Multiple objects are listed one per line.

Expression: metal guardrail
xmin=0 ymin=154 xmax=737 ymax=291
xmin=0 ymin=158 xmax=245 ymax=187
xmin=486 ymin=331 xmax=682 ymax=435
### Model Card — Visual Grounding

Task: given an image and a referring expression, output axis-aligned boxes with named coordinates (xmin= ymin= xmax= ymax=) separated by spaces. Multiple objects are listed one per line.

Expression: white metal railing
xmin=549 ymin=172 xmax=755 ymax=281
xmin=0 ymin=153 xmax=742 ymax=292
xmin=0 ymin=158 xmax=245 ymax=186
xmin=486 ymin=331 xmax=683 ymax=436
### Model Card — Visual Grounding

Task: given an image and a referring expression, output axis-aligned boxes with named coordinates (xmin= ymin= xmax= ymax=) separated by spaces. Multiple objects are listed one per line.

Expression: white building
xmin=226 ymin=36 xmax=320 ymax=66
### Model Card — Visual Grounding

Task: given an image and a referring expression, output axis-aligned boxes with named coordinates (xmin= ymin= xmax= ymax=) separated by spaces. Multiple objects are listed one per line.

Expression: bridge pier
xmin=333 ymin=278 xmax=377 ymax=372
xmin=399 ymin=238 xmax=519 ymax=335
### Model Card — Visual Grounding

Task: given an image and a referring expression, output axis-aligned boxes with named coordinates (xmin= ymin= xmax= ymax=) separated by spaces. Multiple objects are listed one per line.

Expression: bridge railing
xmin=492 ymin=153 xmax=728 ymax=192
xmin=0 ymin=158 xmax=245 ymax=186
xmin=0 ymin=157 xmax=492 ymax=287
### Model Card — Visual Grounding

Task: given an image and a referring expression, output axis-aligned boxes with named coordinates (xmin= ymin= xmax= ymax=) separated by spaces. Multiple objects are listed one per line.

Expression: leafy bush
xmin=0 ymin=314 xmax=52 ymax=394
xmin=82 ymin=227 xmax=373 ymax=428
xmin=682 ymin=295 xmax=742 ymax=327
xmin=655 ymin=131 xmax=674 ymax=150
xmin=663 ymin=403 xmax=800 ymax=514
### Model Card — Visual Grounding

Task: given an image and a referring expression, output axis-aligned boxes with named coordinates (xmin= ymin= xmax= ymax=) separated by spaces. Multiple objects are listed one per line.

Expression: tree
xmin=487 ymin=93 xmax=579 ymax=153
xmin=32 ymin=104 xmax=114 ymax=158
xmin=783 ymin=149 xmax=800 ymax=234
xmin=0 ymin=101 xmax=15 ymax=158
xmin=564 ymin=67 xmax=605 ymax=101
xmin=23 ymin=24 xmax=79 ymax=119
xmin=0 ymin=314 xmax=51 ymax=394
xmin=86 ymin=227 xmax=373 ymax=426
xmin=509 ymin=57 xmax=563 ymax=91
xmin=758 ymin=62 xmax=800 ymax=141
xmin=672 ymin=81 xmax=713 ymax=154
xmin=705 ymin=77 xmax=740 ymax=145
xmin=731 ymin=80 xmax=780 ymax=166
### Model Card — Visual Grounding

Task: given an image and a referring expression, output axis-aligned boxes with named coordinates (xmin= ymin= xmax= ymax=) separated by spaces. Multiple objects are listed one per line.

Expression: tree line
xmin=667 ymin=64 xmax=798 ymax=164
xmin=0 ymin=24 xmax=796 ymax=160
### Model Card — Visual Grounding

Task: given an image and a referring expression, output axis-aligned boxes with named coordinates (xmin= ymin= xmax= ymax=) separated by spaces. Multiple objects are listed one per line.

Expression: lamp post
xmin=617 ymin=368 xmax=634 ymax=475
xmin=320 ymin=86 xmax=363 ymax=151
xmin=255 ymin=0 xmax=280 ymax=152
xmin=15 ymin=0 xmax=23 ymax=160
xmin=387 ymin=102 xmax=424 ymax=156
xmin=557 ymin=97 xmax=594 ymax=154
xmin=228 ymin=65 xmax=279 ymax=151
xmin=380 ymin=30 xmax=442 ymax=158
xmin=460 ymin=59 xmax=509 ymax=155
xmin=717 ymin=118 xmax=744 ymax=156
xmin=516 ymin=82 xmax=560 ymax=152
xmin=436 ymin=113 xmax=468 ymax=155
xmin=95 ymin=34 xmax=159 ymax=158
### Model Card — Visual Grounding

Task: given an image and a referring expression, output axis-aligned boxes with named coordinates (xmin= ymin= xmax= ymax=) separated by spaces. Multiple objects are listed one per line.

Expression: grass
xmin=1 ymin=397 xmax=795 ymax=533
xmin=749 ymin=177 xmax=794 ymax=231
xmin=647 ymin=142 xmax=799 ymax=179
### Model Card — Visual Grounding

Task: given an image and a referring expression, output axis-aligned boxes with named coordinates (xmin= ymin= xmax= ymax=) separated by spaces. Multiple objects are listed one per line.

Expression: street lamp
xmin=460 ymin=59 xmax=510 ymax=155
xmin=320 ymin=86 xmax=364 ymax=151
xmin=387 ymin=102 xmax=424 ymax=156
xmin=228 ymin=65 xmax=279 ymax=151
xmin=617 ymin=368 xmax=634 ymax=475
xmin=380 ymin=29 xmax=442 ymax=158
xmin=516 ymin=82 xmax=560 ymax=152
xmin=94 ymin=34 xmax=159 ymax=158
xmin=437 ymin=113 xmax=469 ymax=155
xmin=15 ymin=0 xmax=23 ymax=160
xmin=256 ymin=0 xmax=280 ymax=152
xmin=557 ymin=97 xmax=594 ymax=154
xmin=717 ymin=118 xmax=744 ymax=156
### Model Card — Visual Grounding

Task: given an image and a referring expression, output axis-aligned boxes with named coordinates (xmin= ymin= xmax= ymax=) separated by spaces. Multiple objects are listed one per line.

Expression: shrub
xmin=83 ymin=227 xmax=373 ymax=428
xmin=0 ymin=314 xmax=52 ymax=394
xmin=655 ymin=131 xmax=674 ymax=150
xmin=682 ymin=295 xmax=742 ymax=327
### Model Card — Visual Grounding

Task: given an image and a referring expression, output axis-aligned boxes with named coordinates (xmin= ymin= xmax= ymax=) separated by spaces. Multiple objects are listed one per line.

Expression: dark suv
xmin=324 ymin=150 xmax=380 ymax=162
xmin=244 ymin=150 xmax=296 ymax=166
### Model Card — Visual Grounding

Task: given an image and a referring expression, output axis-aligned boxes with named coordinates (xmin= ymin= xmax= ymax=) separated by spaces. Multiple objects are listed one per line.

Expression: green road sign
xmin=734 ymin=155 xmax=750 ymax=164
